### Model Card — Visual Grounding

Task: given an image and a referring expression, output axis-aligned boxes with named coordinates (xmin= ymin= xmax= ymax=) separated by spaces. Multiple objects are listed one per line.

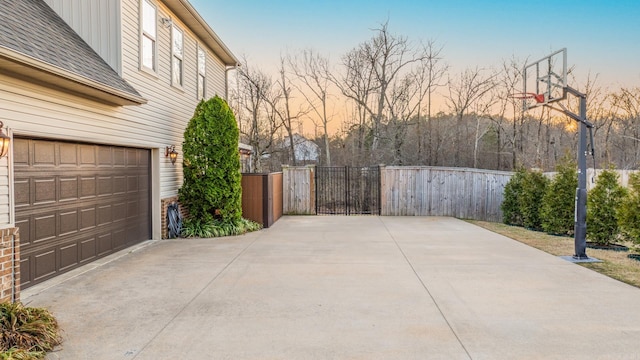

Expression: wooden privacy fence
xmin=380 ymin=167 xmax=511 ymax=222
xmin=282 ymin=165 xmax=512 ymax=222
xmin=241 ymin=172 xmax=283 ymax=228
xmin=282 ymin=166 xmax=315 ymax=215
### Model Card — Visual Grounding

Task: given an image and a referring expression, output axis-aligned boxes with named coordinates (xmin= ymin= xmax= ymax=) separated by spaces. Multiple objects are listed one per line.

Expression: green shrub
xmin=619 ymin=172 xmax=640 ymax=251
xmin=587 ymin=168 xmax=627 ymax=246
xmin=0 ymin=302 xmax=60 ymax=358
xmin=179 ymin=96 xmax=242 ymax=224
xmin=181 ymin=218 xmax=262 ymax=238
xmin=540 ymin=158 xmax=577 ymax=235
xmin=519 ymin=169 xmax=548 ymax=231
xmin=502 ymin=167 xmax=526 ymax=226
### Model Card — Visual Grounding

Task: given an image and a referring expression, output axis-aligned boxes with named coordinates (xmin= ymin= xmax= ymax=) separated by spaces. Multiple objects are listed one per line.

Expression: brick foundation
xmin=161 ymin=196 xmax=188 ymax=239
xmin=0 ymin=227 xmax=20 ymax=303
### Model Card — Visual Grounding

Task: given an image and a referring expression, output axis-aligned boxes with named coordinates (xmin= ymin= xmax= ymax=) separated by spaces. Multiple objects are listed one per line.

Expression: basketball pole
xmin=554 ymin=86 xmax=591 ymax=259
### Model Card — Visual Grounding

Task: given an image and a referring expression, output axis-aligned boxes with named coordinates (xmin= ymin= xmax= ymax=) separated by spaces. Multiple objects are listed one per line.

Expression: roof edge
xmin=162 ymin=0 xmax=239 ymax=66
xmin=0 ymin=46 xmax=147 ymax=106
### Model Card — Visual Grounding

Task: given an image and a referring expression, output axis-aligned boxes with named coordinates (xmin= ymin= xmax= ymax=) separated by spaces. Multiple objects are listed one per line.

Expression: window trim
xmin=197 ymin=45 xmax=207 ymax=100
xmin=171 ymin=24 xmax=184 ymax=89
xmin=139 ymin=0 xmax=158 ymax=75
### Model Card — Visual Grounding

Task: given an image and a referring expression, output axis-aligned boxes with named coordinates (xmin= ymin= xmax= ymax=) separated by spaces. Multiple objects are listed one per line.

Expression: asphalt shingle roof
xmin=0 ymin=0 xmax=142 ymax=100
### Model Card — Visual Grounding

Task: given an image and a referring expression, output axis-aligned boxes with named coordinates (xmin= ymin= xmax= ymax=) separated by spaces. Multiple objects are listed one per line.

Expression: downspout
xmin=225 ymin=64 xmax=239 ymax=101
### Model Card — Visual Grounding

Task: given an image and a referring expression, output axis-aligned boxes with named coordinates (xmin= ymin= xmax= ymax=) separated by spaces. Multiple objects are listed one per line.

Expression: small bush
xmin=0 ymin=302 xmax=60 ymax=359
xmin=181 ymin=218 xmax=262 ymax=238
xmin=619 ymin=172 xmax=640 ymax=251
xmin=540 ymin=158 xmax=577 ymax=235
xmin=502 ymin=167 xmax=526 ymax=226
xmin=519 ymin=169 xmax=549 ymax=231
xmin=587 ymin=168 xmax=627 ymax=246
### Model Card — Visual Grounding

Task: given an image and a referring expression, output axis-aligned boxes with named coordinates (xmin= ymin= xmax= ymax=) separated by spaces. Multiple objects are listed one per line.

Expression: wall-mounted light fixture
xmin=160 ymin=17 xmax=173 ymax=28
xmin=0 ymin=121 xmax=10 ymax=158
xmin=165 ymin=145 xmax=178 ymax=164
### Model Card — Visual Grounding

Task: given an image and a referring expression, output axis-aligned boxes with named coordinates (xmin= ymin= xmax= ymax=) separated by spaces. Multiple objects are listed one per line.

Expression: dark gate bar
xmin=316 ymin=166 xmax=380 ymax=215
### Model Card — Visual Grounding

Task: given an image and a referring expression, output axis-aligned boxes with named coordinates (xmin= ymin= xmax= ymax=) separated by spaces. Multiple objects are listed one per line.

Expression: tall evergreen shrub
xmin=587 ymin=168 xmax=627 ymax=245
xmin=502 ymin=168 xmax=526 ymax=226
xmin=540 ymin=158 xmax=577 ymax=235
xmin=519 ymin=169 xmax=548 ymax=231
xmin=179 ymin=96 xmax=242 ymax=224
xmin=619 ymin=172 xmax=640 ymax=250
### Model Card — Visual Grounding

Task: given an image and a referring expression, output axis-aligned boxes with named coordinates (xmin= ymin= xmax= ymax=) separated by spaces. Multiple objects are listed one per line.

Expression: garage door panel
xmin=34 ymin=213 xmax=56 ymax=243
xmin=33 ymin=141 xmax=55 ymax=166
xmin=15 ymin=138 xmax=151 ymax=289
xmin=59 ymin=143 xmax=78 ymax=165
xmin=80 ymin=206 xmax=96 ymax=230
xmin=80 ymin=145 xmax=96 ymax=166
xmin=114 ymin=148 xmax=125 ymax=166
xmin=59 ymin=209 xmax=79 ymax=236
xmin=13 ymin=139 xmax=30 ymax=166
xmin=20 ymin=258 xmax=31 ymax=287
xmin=80 ymin=236 xmax=97 ymax=262
xmin=97 ymin=232 xmax=112 ymax=256
xmin=59 ymin=242 xmax=78 ymax=271
xmin=126 ymin=149 xmax=137 ymax=166
xmin=113 ymin=202 xmax=126 ymax=222
xmin=16 ymin=218 xmax=31 ymax=246
xmin=34 ymin=249 xmax=56 ymax=281
xmin=14 ymin=178 xmax=30 ymax=207
xmin=60 ymin=177 xmax=79 ymax=201
xmin=98 ymin=147 xmax=112 ymax=166
xmin=80 ymin=176 xmax=97 ymax=198
xmin=98 ymin=204 xmax=112 ymax=226
xmin=113 ymin=229 xmax=126 ymax=250
xmin=34 ymin=177 xmax=56 ymax=205
xmin=98 ymin=176 xmax=112 ymax=196
xmin=113 ymin=176 xmax=126 ymax=194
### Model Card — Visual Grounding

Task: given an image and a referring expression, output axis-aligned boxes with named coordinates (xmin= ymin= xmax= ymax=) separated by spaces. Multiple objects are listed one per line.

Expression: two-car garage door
xmin=14 ymin=138 xmax=151 ymax=289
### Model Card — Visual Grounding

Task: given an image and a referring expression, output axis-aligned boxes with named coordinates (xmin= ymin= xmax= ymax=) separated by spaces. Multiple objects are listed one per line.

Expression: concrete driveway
xmin=22 ymin=216 xmax=640 ymax=359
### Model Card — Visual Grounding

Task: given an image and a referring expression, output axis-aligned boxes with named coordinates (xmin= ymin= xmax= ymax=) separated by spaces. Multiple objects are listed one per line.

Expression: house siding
xmin=0 ymin=0 xmax=231 ymax=232
xmin=43 ymin=0 xmax=122 ymax=74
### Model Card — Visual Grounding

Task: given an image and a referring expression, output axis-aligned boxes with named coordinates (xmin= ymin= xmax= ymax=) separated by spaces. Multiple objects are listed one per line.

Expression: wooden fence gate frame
xmin=315 ymin=166 xmax=381 ymax=215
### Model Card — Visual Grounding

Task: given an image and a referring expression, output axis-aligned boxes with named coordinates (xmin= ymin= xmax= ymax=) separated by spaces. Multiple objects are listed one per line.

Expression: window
xmin=197 ymin=46 xmax=206 ymax=99
xmin=171 ymin=25 xmax=183 ymax=87
xmin=141 ymin=0 xmax=157 ymax=72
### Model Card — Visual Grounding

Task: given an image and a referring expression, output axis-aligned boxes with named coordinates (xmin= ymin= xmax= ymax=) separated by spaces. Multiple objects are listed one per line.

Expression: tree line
xmin=230 ymin=22 xmax=640 ymax=172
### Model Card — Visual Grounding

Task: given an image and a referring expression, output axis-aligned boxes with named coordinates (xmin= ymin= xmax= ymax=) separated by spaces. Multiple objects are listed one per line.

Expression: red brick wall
xmin=161 ymin=196 xmax=188 ymax=239
xmin=0 ymin=227 xmax=20 ymax=303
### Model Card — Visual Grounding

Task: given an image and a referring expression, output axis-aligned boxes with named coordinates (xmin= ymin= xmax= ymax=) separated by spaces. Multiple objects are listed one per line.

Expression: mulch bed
xmin=586 ymin=242 xmax=629 ymax=252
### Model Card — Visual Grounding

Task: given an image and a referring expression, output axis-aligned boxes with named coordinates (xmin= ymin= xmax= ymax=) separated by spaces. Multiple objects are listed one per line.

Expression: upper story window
xmin=197 ymin=46 xmax=206 ymax=99
xmin=141 ymin=0 xmax=157 ymax=72
xmin=171 ymin=25 xmax=184 ymax=87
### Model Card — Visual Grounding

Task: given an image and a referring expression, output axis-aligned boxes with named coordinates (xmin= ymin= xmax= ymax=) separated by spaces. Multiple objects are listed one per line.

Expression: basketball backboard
xmin=523 ymin=48 xmax=567 ymax=109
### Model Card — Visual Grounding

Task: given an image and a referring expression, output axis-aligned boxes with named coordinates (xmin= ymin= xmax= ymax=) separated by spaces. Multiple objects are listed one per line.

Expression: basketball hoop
xmin=510 ymin=92 xmax=545 ymax=111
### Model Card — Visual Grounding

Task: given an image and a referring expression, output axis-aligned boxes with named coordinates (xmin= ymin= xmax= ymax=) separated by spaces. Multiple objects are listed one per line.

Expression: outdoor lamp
xmin=165 ymin=145 xmax=178 ymax=164
xmin=0 ymin=122 xmax=10 ymax=158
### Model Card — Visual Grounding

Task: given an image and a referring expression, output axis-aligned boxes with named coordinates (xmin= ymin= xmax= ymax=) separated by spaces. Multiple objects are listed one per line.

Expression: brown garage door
xmin=14 ymin=138 xmax=151 ymax=288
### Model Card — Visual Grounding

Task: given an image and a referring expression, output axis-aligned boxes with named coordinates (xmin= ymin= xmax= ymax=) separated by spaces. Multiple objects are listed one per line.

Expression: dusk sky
xmin=191 ymin=0 xmax=639 ymax=88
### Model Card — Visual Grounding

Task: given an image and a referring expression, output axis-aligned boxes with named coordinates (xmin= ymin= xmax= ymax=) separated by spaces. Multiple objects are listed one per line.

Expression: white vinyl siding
xmin=171 ymin=25 xmax=184 ymax=88
xmin=43 ymin=0 xmax=122 ymax=74
xmin=0 ymin=0 xmax=230 ymax=229
xmin=141 ymin=0 xmax=157 ymax=72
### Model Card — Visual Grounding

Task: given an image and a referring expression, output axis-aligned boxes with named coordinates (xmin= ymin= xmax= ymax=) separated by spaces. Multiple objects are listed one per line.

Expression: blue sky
xmin=190 ymin=0 xmax=640 ymax=89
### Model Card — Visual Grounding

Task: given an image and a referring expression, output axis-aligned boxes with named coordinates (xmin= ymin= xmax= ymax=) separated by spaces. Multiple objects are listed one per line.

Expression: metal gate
xmin=315 ymin=166 xmax=380 ymax=215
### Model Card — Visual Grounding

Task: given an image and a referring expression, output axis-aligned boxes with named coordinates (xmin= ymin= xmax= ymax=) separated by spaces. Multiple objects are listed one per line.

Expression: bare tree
xmin=333 ymin=21 xmax=429 ymax=163
xmin=233 ymin=57 xmax=280 ymax=172
xmin=446 ymin=67 xmax=496 ymax=167
xmin=289 ymin=49 xmax=334 ymax=165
